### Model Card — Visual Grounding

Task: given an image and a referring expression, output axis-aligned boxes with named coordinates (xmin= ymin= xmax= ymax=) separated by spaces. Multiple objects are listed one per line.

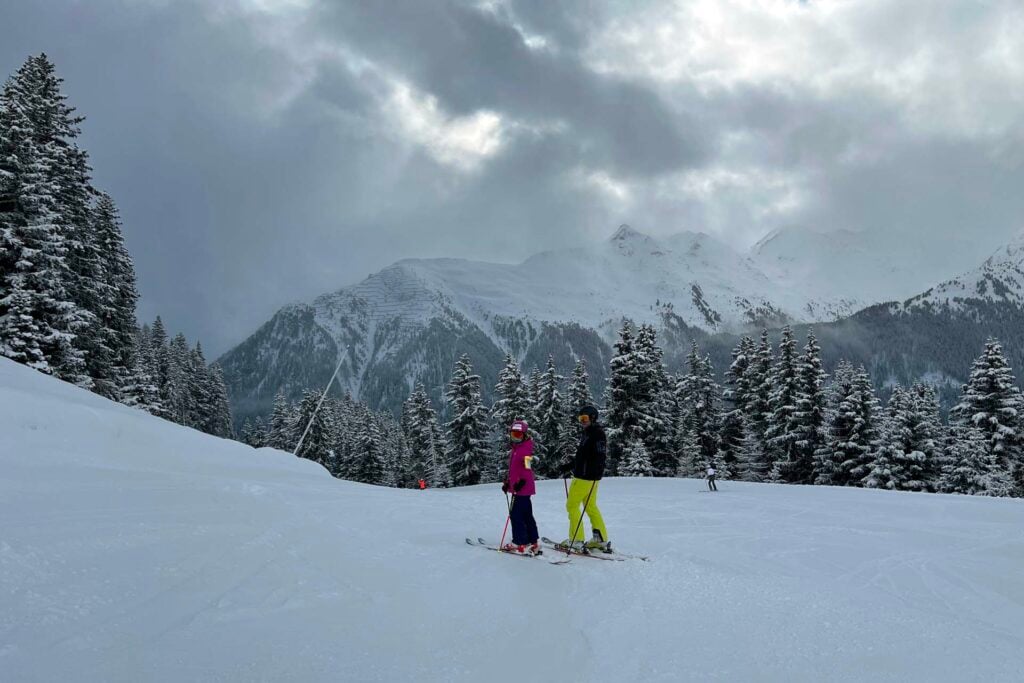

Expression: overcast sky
xmin=2 ymin=0 xmax=1023 ymax=356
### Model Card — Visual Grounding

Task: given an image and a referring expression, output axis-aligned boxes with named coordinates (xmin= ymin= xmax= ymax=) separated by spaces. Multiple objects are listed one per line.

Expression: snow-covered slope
xmin=394 ymin=225 xmax=853 ymax=333
xmin=4 ymin=357 xmax=1024 ymax=681
xmin=903 ymin=232 xmax=1024 ymax=312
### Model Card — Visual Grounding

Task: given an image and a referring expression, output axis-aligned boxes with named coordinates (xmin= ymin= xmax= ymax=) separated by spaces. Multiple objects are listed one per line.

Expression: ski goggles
xmin=510 ymin=429 xmax=525 ymax=439
xmin=577 ymin=414 xmax=591 ymax=425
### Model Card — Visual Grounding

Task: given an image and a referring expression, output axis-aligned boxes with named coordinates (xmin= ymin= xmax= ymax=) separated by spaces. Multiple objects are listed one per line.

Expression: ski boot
xmin=556 ymin=538 xmax=586 ymax=553
xmin=501 ymin=543 xmax=527 ymax=554
xmin=585 ymin=530 xmax=612 ymax=553
xmin=528 ymin=542 xmax=543 ymax=556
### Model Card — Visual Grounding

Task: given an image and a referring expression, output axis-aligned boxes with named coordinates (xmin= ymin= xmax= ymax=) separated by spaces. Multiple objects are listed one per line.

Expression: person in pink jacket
xmin=501 ymin=420 xmax=541 ymax=555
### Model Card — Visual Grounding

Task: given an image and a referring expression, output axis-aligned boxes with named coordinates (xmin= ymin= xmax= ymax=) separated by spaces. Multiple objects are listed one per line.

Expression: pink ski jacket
xmin=507 ymin=437 xmax=536 ymax=497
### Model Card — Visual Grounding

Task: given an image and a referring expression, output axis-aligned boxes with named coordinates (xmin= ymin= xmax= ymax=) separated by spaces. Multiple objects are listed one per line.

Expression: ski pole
xmin=563 ymin=477 xmax=569 ymax=499
xmin=499 ymin=492 xmax=515 ymax=548
xmin=566 ymin=480 xmax=597 ymax=555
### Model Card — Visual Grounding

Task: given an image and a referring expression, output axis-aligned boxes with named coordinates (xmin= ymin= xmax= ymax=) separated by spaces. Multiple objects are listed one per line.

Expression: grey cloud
xmin=1 ymin=0 xmax=1022 ymax=357
xmin=308 ymin=0 xmax=710 ymax=177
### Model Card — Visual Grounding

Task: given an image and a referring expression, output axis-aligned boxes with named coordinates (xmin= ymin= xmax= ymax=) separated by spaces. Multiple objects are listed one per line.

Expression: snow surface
xmin=4 ymin=357 xmax=1024 ymax=682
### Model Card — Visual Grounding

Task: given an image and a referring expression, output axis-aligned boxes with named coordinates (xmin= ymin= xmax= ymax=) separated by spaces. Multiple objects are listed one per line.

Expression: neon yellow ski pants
xmin=566 ymin=478 xmax=607 ymax=543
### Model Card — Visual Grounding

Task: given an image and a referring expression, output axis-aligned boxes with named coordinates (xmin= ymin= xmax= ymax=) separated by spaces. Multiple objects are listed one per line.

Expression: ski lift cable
xmin=293 ymin=345 xmax=349 ymax=457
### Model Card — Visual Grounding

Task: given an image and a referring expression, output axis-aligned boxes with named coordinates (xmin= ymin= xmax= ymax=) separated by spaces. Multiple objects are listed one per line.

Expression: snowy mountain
xmin=220 ymin=226 xmax=855 ymax=420
xmin=695 ymin=233 xmax=1024 ymax=408
xmin=4 ymin=356 xmax=1024 ymax=681
xmin=902 ymin=231 xmax=1024 ymax=313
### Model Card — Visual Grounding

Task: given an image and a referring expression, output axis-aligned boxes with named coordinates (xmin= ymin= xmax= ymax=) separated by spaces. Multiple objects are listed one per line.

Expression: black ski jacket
xmin=572 ymin=423 xmax=607 ymax=481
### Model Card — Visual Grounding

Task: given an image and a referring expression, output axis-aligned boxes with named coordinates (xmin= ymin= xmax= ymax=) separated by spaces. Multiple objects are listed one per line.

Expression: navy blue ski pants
xmin=510 ymin=495 xmax=539 ymax=545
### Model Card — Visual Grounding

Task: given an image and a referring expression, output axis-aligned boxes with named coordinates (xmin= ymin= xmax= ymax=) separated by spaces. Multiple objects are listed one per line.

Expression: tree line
xmin=239 ymin=390 xmax=414 ymax=487
xmin=1 ymin=54 xmax=233 ymax=438
xmin=325 ymin=321 xmax=1022 ymax=497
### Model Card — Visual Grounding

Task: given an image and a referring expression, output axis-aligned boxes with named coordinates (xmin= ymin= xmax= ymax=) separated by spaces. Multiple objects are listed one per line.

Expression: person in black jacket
xmin=561 ymin=405 xmax=610 ymax=551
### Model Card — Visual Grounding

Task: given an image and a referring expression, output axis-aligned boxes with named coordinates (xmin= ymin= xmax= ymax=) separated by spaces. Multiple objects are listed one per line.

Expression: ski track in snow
xmin=3 ymin=357 xmax=1024 ymax=681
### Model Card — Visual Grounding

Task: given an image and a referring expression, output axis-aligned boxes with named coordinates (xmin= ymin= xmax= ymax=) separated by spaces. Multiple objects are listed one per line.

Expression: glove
xmin=513 ymin=479 xmax=526 ymax=493
xmin=501 ymin=480 xmax=510 ymax=494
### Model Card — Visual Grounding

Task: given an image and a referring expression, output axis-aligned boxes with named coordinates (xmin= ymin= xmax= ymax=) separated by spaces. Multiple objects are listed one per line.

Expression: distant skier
xmin=706 ymin=466 xmax=718 ymax=492
xmin=501 ymin=420 xmax=541 ymax=555
xmin=418 ymin=479 xmax=426 ymax=490
xmin=562 ymin=405 xmax=610 ymax=552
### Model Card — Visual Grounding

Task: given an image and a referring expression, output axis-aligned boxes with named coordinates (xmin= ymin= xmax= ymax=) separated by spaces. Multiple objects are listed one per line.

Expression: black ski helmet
xmin=579 ymin=405 xmax=599 ymax=423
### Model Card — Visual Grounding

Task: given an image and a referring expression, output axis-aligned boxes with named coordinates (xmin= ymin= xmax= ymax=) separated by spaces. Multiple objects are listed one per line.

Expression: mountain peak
xmin=983 ymin=229 xmax=1024 ymax=267
xmin=609 ymin=224 xmax=648 ymax=243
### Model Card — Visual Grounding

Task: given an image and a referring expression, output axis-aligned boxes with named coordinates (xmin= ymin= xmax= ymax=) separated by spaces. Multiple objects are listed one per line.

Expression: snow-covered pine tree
xmin=717 ymin=410 xmax=745 ymax=481
xmin=621 ymin=439 xmax=654 ymax=477
xmin=745 ymin=330 xmax=775 ymax=469
xmin=558 ymin=358 xmax=594 ymax=476
xmin=778 ymin=331 xmax=827 ymax=484
xmin=350 ymin=407 xmax=386 ymax=485
xmin=0 ymin=54 xmax=142 ymax=396
xmin=166 ymin=333 xmax=194 ymax=426
xmin=533 ymin=355 xmax=565 ymax=479
xmin=241 ymin=418 xmax=255 ymax=446
xmin=0 ymin=57 xmax=86 ymax=382
xmin=650 ymin=368 xmax=679 ymax=476
xmin=293 ymin=389 xmax=337 ymax=467
xmin=635 ymin=325 xmax=676 ymax=477
xmin=428 ymin=414 xmax=451 ymax=488
xmin=267 ymin=391 xmax=297 ymax=452
xmin=35 ymin=58 xmax=111 ymax=395
xmin=605 ymin=321 xmax=644 ymax=475
xmin=328 ymin=394 xmax=356 ymax=479
xmin=149 ymin=315 xmax=171 ymax=401
xmin=675 ymin=341 xmax=723 ymax=476
xmin=121 ymin=326 xmax=165 ymax=417
xmin=492 ymin=353 xmax=531 ymax=428
xmin=445 ymin=354 xmax=492 ymax=486
xmin=242 ymin=415 xmax=268 ymax=449
xmin=527 ymin=367 xmax=542 ymax=422
xmin=91 ymin=193 xmax=139 ymax=397
xmin=864 ymin=441 xmax=900 ymax=490
xmin=187 ymin=342 xmax=212 ymax=429
xmin=491 ymin=353 xmax=531 ymax=478
xmin=313 ymin=398 xmax=341 ymax=477
xmin=402 ymin=384 xmax=426 ymax=481
xmin=864 ymin=384 xmax=945 ymax=492
xmin=674 ymin=424 xmax=701 ymax=478
xmin=720 ymin=336 xmax=756 ymax=480
xmin=765 ymin=327 xmax=801 ymax=480
xmin=843 ymin=366 xmax=882 ymax=485
xmin=881 ymin=384 xmax=942 ymax=492
xmin=940 ymin=424 xmax=1012 ymax=496
xmin=873 ymin=387 xmax=923 ymax=491
xmin=566 ymin=358 xmax=593 ymax=418
xmin=382 ymin=412 xmax=411 ymax=488
xmin=950 ymin=339 xmax=1024 ymax=496
xmin=731 ymin=419 xmax=766 ymax=482
xmin=813 ymin=360 xmax=855 ymax=486
xmin=403 ymin=383 xmax=449 ymax=486
xmin=203 ymin=364 xmax=234 ymax=438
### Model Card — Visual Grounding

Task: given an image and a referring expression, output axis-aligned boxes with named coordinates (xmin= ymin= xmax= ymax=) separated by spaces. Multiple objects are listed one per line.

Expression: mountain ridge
xmin=219 ymin=226 xmax=1024 ymax=423
xmin=219 ymin=225 xmax=861 ymax=421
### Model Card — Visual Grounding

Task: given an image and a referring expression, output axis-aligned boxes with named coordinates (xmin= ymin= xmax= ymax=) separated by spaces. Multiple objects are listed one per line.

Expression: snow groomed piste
xmin=3 ymin=357 xmax=1024 ymax=681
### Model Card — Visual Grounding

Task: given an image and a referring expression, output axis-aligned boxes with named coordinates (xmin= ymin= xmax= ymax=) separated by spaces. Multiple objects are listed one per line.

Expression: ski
xmin=540 ymin=537 xmax=648 ymax=562
xmin=539 ymin=537 xmax=626 ymax=561
xmin=466 ymin=538 xmax=571 ymax=565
